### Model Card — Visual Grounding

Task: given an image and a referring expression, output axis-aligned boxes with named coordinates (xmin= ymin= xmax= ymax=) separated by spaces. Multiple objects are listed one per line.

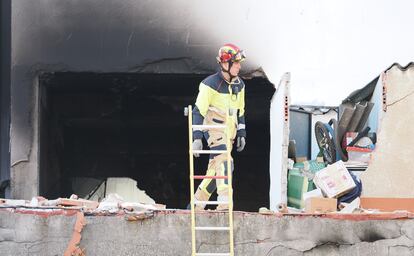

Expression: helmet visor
xmin=232 ymin=50 xmax=246 ymax=62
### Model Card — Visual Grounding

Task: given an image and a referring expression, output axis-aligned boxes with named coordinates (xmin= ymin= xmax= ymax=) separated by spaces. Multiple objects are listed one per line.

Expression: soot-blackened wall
xmin=10 ymin=1 xmax=273 ymax=211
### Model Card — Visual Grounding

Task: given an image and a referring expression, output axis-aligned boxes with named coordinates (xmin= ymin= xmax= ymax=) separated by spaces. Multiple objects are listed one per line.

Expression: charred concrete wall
xmin=1 ymin=210 xmax=414 ymax=255
xmin=10 ymin=0 xmax=261 ymax=199
xmin=0 ymin=0 xmax=11 ymax=198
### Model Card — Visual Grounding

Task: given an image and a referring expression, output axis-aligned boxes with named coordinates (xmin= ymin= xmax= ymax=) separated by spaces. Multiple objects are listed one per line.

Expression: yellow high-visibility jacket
xmin=193 ymin=72 xmax=246 ymax=140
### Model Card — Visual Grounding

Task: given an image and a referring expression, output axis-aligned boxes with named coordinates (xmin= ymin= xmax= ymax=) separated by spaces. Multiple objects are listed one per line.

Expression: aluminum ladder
xmin=185 ymin=105 xmax=234 ymax=256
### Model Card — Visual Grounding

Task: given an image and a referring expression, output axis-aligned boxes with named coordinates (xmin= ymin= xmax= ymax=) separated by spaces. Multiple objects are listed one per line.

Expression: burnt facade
xmin=0 ymin=0 xmax=11 ymax=198
xmin=3 ymin=0 xmax=274 ymax=211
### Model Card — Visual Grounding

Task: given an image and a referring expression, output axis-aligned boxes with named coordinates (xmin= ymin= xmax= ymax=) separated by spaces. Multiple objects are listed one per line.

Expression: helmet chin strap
xmin=220 ymin=61 xmax=236 ymax=82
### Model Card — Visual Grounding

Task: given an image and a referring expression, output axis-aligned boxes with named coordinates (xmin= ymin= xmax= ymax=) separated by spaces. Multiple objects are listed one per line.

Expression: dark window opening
xmin=39 ymin=72 xmax=274 ymax=211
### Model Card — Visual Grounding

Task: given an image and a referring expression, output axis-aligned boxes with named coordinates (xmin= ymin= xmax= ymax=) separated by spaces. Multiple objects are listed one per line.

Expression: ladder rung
xmin=193 ymin=125 xmax=226 ymax=129
xmin=194 ymin=200 xmax=229 ymax=205
xmin=195 ymin=226 xmax=230 ymax=231
xmin=195 ymin=253 xmax=230 ymax=256
xmin=192 ymin=150 xmax=227 ymax=154
xmin=194 ymin=175 xmax=228 ymax=179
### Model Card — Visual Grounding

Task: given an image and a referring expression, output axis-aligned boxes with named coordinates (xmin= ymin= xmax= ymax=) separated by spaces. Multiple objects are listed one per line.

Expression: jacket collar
xmin=217 ymin=71 xmax=239 ymax=85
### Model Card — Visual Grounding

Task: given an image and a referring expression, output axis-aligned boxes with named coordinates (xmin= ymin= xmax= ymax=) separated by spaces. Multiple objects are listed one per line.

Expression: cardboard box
xmin=313 ymin=160 xmax=356 ymax=198
xmin=303 ymin=188 xmax=323 ymax=202
xmin=305 ymin=197 xmax=337 ymax=213
xmin=295 ymin=156 xmax=308 ymax=163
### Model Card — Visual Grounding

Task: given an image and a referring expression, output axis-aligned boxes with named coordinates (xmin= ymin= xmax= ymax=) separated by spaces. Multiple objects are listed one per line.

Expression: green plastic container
xmin=287 ymin=160 xmax=325 ymax=209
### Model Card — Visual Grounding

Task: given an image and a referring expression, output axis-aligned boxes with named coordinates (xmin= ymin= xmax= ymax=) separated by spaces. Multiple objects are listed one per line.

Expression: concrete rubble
xmin=0 ymin=193 xmax=167 ymax=255
xmin=0 ymin=193 xmax=166 ymax=213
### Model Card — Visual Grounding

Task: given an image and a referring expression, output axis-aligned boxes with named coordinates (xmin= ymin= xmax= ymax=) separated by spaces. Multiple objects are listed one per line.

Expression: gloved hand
xmin=192 ymin=139 xmax=203 ymax=157
xmin=236 ymin=137 xmax=246 ymax=152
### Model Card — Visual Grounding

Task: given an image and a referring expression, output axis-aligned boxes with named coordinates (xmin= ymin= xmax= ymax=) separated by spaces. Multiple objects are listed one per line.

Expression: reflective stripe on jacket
xmin=192 ymin=72 xmax=246 ymax=140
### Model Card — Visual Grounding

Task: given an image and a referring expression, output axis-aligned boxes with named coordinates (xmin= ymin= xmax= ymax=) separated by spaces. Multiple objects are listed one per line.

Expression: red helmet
xmin=216 ymin=43 xmax=246 ymax=63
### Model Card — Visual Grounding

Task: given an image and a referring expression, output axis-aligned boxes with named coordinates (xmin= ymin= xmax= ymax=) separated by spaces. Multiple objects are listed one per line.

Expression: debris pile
xmin=0 ymin=193 xmax=166 ymax=256
xmin=0 ymin=193 xmax=166 ymax=214
xmin=265 ymin=160 xmax=413 ymax=215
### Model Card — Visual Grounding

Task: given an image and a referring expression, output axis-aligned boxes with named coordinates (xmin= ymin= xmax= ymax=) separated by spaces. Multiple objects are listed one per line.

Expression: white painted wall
xmin=269 ymin=73 xmax=290 ymax=211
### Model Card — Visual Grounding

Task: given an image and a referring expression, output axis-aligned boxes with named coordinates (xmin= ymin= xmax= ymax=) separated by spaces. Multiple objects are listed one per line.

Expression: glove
xmin=236 ymin=137 xmax=246 ymax=152
xmin=192 ymin=139 xmax=203 ymax=157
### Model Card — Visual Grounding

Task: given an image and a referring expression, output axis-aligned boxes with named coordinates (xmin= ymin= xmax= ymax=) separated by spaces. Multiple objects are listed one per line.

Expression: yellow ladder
xmin=185 ymin=105 xmax=235 ymax=256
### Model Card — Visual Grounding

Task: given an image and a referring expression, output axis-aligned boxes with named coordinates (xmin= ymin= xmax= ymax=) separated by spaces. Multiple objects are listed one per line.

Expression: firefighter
xmin=191 ymin=43 xmax=246 ymax=210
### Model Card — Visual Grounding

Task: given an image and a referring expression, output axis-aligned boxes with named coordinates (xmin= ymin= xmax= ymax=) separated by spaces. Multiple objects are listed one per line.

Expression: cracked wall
xmin=1 ymin=210 xmax=414 ymax=256
xmin=361 ymin=64 xmax=414 ymax=197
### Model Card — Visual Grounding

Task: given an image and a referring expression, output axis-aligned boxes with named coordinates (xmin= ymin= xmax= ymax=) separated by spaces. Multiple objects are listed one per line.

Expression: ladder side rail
xmin=226 ymin=109 xmax=235 ymax=256
xmin=188 ymin=105 xmax=196 ymax=256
